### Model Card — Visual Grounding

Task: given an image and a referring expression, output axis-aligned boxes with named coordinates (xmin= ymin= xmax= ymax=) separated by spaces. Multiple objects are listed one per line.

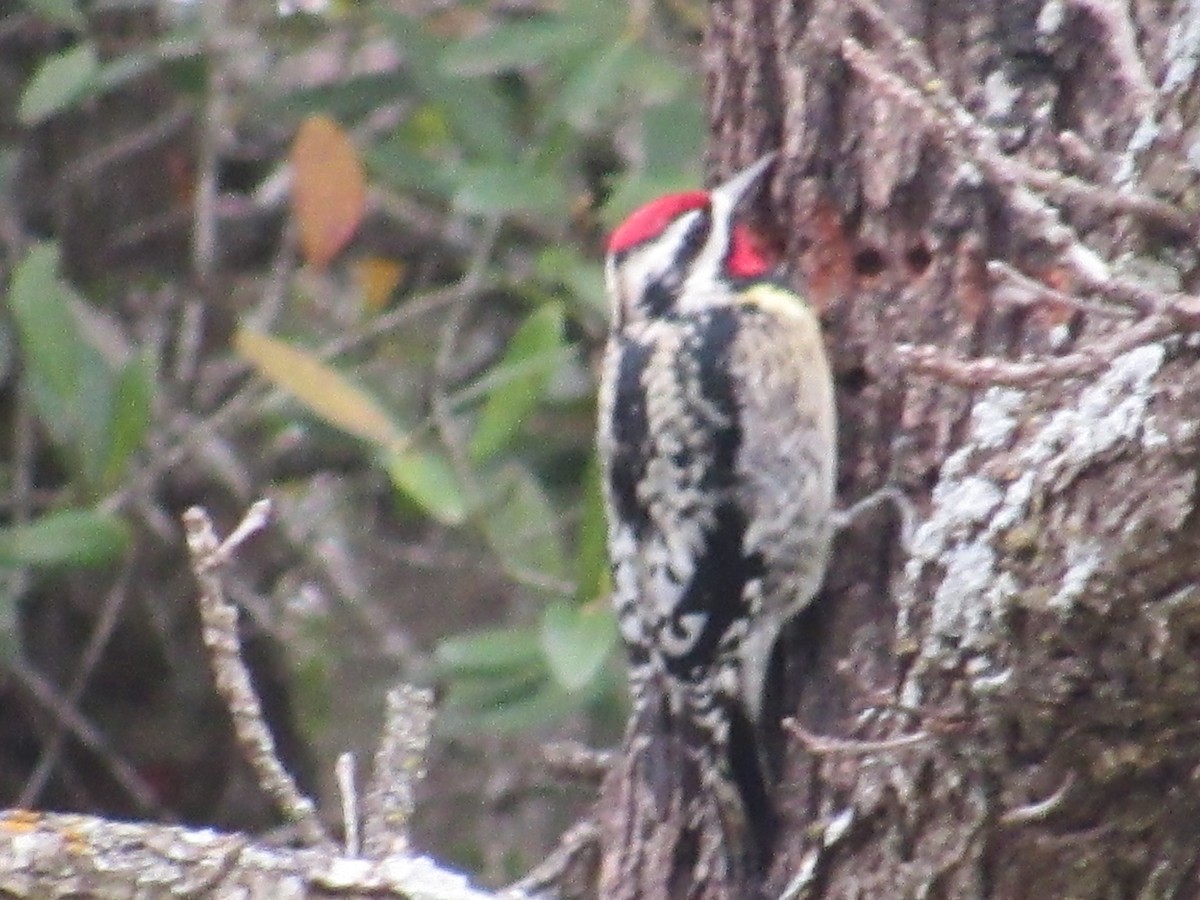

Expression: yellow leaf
xmin=353 ymin=256 xmax=406 ymax=312
xmin=290 ymin=115 xmax=365 ymax=269
xmin=235 ymin=329 xmax=402 ymax=448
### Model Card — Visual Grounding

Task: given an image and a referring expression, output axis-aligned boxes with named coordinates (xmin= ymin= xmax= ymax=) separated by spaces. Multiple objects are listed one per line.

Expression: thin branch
xmin=895 ymin=313 xmax=1174 ymax=387
xmin=59 ymin=106 xmax=194 ymax=188
xmin=337 ymin=752 xmax=360 ymax=857
xmin=508 ymin=817 xmax=601 ymax=898
xmin=785 ymin=718 xmax=932 ymax=756
xmin=192 ymin=0 xmax=228 ymax=282
xmin=19 ymin=561 xmax=134 ymax=809
xmin=840 ymin=5 xmax=1195 ymax=235
xmin=182 ymin=501 xmax=329 ymax=847
xmin=991 ymin=257 xmax=1200 ymax=330
xmin=986 ymin=260 xmax=1137 ymax=320
xmin=999 ymin=772 xmax=1077 ymax=826
xmin=541 ymin=741 xmax=615 ymax=783
xmin=428 ymin=216 xmax=505 ymax=538
xmin=7 ymin=656 xmax=167 ymax=818
xmin=1066 ymin=0 xmax=1156 ymax=112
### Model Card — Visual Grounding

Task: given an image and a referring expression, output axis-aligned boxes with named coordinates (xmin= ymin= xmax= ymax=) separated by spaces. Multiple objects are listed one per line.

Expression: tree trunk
xmin=600 ymin=0 xmax=1200 ymax=896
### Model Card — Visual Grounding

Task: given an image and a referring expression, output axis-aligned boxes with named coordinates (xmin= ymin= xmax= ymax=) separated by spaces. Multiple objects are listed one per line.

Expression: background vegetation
xmin=0 ymin=0 xmax=704 ymax=879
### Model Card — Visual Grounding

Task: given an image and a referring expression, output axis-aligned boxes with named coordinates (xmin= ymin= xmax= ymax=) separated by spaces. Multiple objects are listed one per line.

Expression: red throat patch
xmin=607 ymin=191 xmax=709 ymax=254
xmin=726 ymin=224 xmax=773 ymax=279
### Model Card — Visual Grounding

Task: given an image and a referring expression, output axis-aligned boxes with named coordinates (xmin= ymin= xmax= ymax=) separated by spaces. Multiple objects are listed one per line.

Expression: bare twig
xmin=59 ymin=106 xmax=194 ymax=188
xmin=182 ymin=501 xmax=328 ymax=846
xmin=541 ymin=741 xmax=615 ymax=782
xmin=1067 ymin=0 xmax=1156 ymax=112
xmin=429 ymin=216 xmax=503 ymax=488
xmin=245 ymin=217 xmax=299 ymax=334
xmin=507 ymin=817 xmax=601 ymax=898
xmin=336 ymin=752 xmax=360 ymax=857
xmin=19 ymin=561 xmax=134 ymax=809
xmin=999 ymin=772 xmax=1077 ymax=826
xmin=192 ymin=0 xmax=228 ymax=282
xmin=8 ymin=656 xmax=167 ymax=818
xmin=362 ymin=684 xmax=435 ymax=858
xmin=785 ymin=718 xmax=931 ymax=756
xmin=986 ymin=260 xmax=1137 ymax=320
xmin=895 ymin=313 xmax=1174 ymax=387
xmin=841 ymin=3 xmax=1195 ymax=235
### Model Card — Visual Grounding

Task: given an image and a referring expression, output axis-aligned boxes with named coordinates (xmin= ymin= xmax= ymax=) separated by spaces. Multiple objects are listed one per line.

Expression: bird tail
xmin=598 ymin=680 xmax=773 ymax=900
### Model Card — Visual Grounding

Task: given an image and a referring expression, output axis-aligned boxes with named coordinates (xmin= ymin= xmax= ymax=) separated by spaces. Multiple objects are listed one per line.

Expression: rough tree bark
xmin=601 ymin=0 xmax=1200 ymax=897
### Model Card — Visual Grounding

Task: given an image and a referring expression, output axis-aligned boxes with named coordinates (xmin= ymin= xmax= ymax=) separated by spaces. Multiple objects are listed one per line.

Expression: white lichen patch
xmin=1021 ymin=343 xmax=1164 ymax=478
xmin=930 ymin=542 xmax=999 ymax=647
xmin=970 ymin=387 xmax=1024 ymax=449
xmin=983 ymin=69 xmax=1019 ymax=119
xmin=1036 ymin=0 xmax=1065 ymax=34
xmin=1164 ymin=0 xmax=1200 ymax=93
xmin=1050 ymin=539 xmax=1103 ymax=613
xmin=780 ymin=850 xmax=821 ymax=899
xmin=910 ymin=344 xmax=1166 ymax=659
xmin=911 ymin=476 xmax=1003 ymax=561
xmin=823 ymin=807 xmax=856 ymax=847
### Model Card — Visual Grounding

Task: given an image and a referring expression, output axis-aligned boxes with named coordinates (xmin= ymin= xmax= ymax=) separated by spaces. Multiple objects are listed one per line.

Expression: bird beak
xmin=709 ymin=152 xmax=777 ymax=211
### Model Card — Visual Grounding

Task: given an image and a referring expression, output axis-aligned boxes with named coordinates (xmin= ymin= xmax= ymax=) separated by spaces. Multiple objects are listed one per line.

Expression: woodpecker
xmin=597 ymin=154 xmax=836 ymax=875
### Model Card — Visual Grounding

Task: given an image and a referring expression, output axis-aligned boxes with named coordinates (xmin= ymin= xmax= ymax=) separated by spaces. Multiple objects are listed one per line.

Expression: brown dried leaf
xmin=291 ymin=115 xmax=365 ymax=269
xmin=353 ymin=256 xmax=406 ymax=313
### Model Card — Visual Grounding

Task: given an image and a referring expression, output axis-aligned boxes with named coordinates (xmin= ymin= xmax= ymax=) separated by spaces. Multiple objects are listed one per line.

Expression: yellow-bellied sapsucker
xmin=597 ymin=154 xmax=836 ymax=872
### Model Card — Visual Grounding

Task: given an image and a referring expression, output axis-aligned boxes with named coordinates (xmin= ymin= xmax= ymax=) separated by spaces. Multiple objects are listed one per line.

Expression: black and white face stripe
xmin=605 ymin=207 xmax=712 ymax=329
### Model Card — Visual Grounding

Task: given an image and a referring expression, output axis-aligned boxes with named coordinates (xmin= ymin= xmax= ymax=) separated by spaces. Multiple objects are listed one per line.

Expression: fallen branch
xmin=0 ymin=809 xmax=500 ymax=900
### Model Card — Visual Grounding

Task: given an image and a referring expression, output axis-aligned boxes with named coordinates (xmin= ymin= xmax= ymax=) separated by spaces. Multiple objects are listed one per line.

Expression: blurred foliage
xmin=3 ymin=0 xmax=704 ymax=739
xmin=0 ymin=242 xmax=144 ymax=579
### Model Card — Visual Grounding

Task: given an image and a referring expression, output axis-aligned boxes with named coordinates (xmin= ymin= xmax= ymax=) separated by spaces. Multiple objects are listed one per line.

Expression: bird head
xmin=604 ymin=154 xmax=777 ymax=329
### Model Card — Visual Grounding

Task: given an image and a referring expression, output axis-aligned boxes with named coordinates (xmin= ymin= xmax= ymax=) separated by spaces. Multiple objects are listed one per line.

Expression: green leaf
xmin=534 ymin=247 xmax=608 ymax=321
xmin=235 ymin=329 xmax=404 ymax=447
xmin=435 ymin=626 xmax=543 ymax=676
xmin=620 ymin=45 xmax=692 ymax=104
xmin=6 ymin=243 xmax=148 ymax=493
xmin=365 ymin=135 xmax=456 ymax=198
xmin=21 ymin=0 xmax=84 ymax=28
xmin=469 ymin=303 xmax=565 ymax=462
xmin=441 ymin=17 xmax=595 ymax=76
xmin=91 ymin=39 xmax=207 ymax=96
xmin=7 ymin=243 xmax=83 ymax=442
xmin=540 ymin=600 xmax=617 ymax=693
xmin=0 ymin=591 xmax=17 ymax=658
xmin=385 ymin=445 xmax=468 ymax=527
xmin=0 ymin=509 xmax=129 ymax=568
xmin=73 ymin=339 xmax=118 ymax=491
xmin=442 ymin=666 xmax=546 ymax=711
xmin=453 ymin=163 xmax=570 ymax=217
xmin=574 ymin=456 xmax=610 ymax=604
xmin=642 ymin=100 xmax=706 ymax=175
xmin=377 ymin=11 xmax=515 ymax=161
xmin=265 ymin=71 xmax=415 ymax=121
xmin=462 ymin=678 xmax=580 ymax=733
xmin=482 ymin=466 xmax=569 ymax=594
xmin=100 ymin=353 xmax=153 ymax=488
xmin=19 ymin=43 xmax=99 ymax=124
xmin=549 ymin=39 xmax=635 ymax=129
